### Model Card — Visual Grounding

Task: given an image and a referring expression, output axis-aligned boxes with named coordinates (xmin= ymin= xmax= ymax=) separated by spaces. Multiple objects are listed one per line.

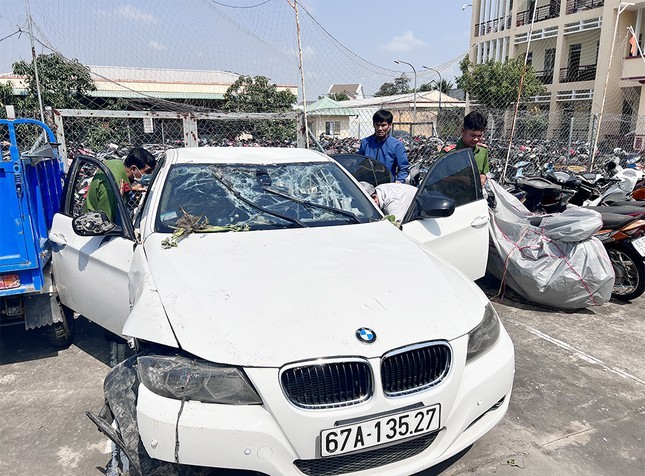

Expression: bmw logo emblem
xmin=356 ymin=327 xmax=376 ymax=344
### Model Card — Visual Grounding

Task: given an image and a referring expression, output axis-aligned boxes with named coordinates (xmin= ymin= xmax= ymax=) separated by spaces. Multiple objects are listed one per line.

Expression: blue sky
xmin=301 ymin=0 xmax=473 ymax=76
xmin=0 ymin=0 xmax=473 ymax=98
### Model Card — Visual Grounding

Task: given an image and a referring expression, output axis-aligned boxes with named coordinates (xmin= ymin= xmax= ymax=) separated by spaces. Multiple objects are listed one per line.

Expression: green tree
xmin=1 ymin=82 xmax=14 ymax=105
xmin=328 ymin=91 xmax=349 ymax=101
xmin=222 ymin=75 xmax=297 ymax=141
xmin=0 ymin=82 xmax=14 ymax=118
xmin=456 ymin=56 xmax=545 ymax=111
xmin=12 ymin=53 xmax=96 ymax=112
xmin=419 ymin=79 xmax=453 ymax=94
xmin=374 ymin=74 xmax=411 ymax=97
xmin=223 ymin=75 xmax=296 ymax=113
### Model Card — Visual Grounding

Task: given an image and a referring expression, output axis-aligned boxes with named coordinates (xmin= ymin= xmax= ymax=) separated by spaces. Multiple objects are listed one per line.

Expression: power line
xmin=0 ymin=29 xmax=22 ymax=44
xmin=204 ymin=0 xmax=273 ymax=8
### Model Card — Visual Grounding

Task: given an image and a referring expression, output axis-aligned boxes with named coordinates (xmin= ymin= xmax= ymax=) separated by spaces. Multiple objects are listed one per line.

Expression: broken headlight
xmin=466 ymin=303 xmax=500 ymax=363
xmin=137 ymin=354 xmax=262 ymax=404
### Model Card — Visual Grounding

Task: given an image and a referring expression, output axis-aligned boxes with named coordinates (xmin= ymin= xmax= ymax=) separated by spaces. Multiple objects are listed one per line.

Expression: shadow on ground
xmin=476 ymin=273 xmax=595 ymax=315
xmin=0 ymin=315 xmax=120 ymax=366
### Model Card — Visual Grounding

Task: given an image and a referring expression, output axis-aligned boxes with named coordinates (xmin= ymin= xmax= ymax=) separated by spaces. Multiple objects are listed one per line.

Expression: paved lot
xmin=1 ymin=277 xmax=643 ymax=476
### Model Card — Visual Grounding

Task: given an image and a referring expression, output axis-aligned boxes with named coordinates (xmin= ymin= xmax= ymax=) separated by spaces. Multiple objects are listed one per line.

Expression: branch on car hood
xmin=161 ymin=208 xmax=249 ymax=249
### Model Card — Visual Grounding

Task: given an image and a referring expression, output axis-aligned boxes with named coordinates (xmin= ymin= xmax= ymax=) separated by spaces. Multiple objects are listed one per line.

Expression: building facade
xmin=469 ymin=0 xmax=645 ymax=149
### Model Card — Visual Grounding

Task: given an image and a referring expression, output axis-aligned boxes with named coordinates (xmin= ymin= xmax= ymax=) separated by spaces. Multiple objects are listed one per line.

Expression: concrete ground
xmin=1 ymin=279 xmax=643 ymax=476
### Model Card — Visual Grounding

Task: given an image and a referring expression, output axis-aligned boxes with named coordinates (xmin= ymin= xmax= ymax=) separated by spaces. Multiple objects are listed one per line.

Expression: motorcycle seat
xmin=597 ymin=212 xmax=638 ymax=230
xmin=584 ymin=205 xmax=645 ymax=217
xmin=604 ymin=200 xmax=645 ymax=208
xmin=516 ymin=177 xmax=562 ymax=192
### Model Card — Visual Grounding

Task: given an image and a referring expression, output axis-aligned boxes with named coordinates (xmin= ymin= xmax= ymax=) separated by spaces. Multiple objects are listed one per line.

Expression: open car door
xmin=401 ymin=149 xmax=489 ymax=281
xmin=49 ymin=156 xmax=136 ymax=337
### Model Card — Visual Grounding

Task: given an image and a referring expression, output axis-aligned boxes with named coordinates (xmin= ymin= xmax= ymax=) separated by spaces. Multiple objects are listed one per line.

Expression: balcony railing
xmin=516 ymin=4 xmax=560 ymax=27
xmin=559 ymin=64 xmax=597 ymax=82
xmin=475 ymin=15 xmax=513 ymax=37
xmin=534 ymin=70 xmax=555 ymax=84
xmin=566 ymin=0 xmax=604 ymax=15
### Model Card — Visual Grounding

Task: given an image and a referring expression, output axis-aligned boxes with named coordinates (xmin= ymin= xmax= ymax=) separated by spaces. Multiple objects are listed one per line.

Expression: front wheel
xmin=46 ymin=299 xmax=75 ymax=348
xmin=607 ymin=244 xmax=645 ymax=301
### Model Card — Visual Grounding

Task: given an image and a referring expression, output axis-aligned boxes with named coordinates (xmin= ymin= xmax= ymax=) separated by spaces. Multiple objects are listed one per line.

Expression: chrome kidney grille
xmin=281 ymin=359 xmax=373 ymax=409
xmin=381 ymin=342 xmax=451 ymax=396
xmin=280 ymin=342 xmax=452 ymax=408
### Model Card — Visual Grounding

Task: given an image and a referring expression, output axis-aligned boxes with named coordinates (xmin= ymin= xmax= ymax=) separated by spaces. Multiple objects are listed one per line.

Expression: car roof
xmin=165 ymin=147 xmax=333 ymax=165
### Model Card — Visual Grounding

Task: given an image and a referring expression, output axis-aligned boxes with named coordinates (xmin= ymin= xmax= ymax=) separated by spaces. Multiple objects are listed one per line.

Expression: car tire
xmin=607 ymin=243 xmax=645 ymax=301
xmin=46 ymin=300 xmax=75 ymax=348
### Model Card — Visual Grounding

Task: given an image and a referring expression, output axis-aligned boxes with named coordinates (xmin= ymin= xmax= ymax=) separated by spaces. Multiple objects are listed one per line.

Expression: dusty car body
xmin=50 ymin=147 xmax=514 ymax=475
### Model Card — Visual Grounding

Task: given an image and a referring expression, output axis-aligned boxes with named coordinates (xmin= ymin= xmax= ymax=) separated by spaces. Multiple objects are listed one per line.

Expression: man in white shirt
xmin=359 ymin=181 xmax=417 ymax=223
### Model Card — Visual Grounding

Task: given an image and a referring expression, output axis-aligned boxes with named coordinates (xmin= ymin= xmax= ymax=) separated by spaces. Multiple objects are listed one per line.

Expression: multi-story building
xmin=468 ymin=0 xmax=645 ymax=149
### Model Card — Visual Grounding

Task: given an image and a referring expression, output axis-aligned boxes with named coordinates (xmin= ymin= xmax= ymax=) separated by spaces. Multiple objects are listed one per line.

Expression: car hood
xmin=142 ymin=221 xmax=487 ymax=367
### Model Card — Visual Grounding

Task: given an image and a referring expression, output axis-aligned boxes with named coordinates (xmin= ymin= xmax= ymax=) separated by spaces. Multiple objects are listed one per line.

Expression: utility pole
xmin=288 ymin=0 xmax=309 ymax=148
xmin=24 ymin=0 xmax=45 ymax=122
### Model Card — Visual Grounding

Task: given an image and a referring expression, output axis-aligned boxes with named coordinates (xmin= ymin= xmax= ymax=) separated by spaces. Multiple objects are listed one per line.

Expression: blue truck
xmin=1 ymin=118 xmax=74 ymax=347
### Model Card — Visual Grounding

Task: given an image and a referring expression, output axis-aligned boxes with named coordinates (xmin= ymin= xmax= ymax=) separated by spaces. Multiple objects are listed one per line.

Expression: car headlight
xmin=137 ymin=354 xmax=262 ymax=404
xmin=466 ymin=303 xmax=501 ymax=363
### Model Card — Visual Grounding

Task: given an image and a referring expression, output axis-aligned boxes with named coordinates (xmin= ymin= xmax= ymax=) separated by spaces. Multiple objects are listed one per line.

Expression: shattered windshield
xmin=155 ymin=161 xmax=381 ymax=232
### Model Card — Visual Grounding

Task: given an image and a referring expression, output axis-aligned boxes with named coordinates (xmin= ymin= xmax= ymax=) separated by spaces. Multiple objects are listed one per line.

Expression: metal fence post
xmin=567 ymin=116 xmax=574 ymax=162
xmin=183 ymin=115 xmax=198 ymax=147
xmin=51 ymin=109 xmax=68 ymax=172
xmin=297 ymin=112 xmax=306 ymax=148
xmin=588 ymin=113 xmax=598 ymax=171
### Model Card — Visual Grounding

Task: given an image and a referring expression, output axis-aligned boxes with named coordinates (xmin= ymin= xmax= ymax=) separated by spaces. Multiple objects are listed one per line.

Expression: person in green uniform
xmin=440 ymin=111 xmax=489 ymax=186
xmin=84 ymin=147 xmax=155 ymax=223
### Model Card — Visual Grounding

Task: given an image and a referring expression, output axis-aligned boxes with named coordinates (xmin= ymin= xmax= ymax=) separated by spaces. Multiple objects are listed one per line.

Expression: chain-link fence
xmin=1 ymin=0 xmax=643 ymax=188
xmin=16 ymin=101 xmax=638 ymax=193
xmin=48 ymin=109 xmax=301 ymax=167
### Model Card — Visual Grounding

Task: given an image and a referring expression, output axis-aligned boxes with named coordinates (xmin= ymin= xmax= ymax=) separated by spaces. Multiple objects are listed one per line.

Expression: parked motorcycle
xmin=584 ymin=161 xmax=641 ymax=206
xmin=593 ymin=213 xmax=645 ymax=301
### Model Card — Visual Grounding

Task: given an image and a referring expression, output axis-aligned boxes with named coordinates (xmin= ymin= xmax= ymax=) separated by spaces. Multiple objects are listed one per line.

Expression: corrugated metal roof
xmin=306 ymin=96 xmax=357 ymax=115
xmin=86 ymin=90 xmax=225 ymax=100
xmin=88 ymin=65 xmax=240 ymax=84
xmin=1 ymin=66 xmax=298 ymax=101
xmin=339 ymin=90 xmax=464 ymax=108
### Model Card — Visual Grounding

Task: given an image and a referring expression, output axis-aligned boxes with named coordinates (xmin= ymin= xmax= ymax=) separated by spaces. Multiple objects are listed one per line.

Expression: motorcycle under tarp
xmin=486 ymin=179 xmax=615 ymax=309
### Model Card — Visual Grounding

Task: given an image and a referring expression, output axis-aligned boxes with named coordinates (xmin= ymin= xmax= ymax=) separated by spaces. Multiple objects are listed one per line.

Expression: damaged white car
xmin=50 ymin=147 xmax=514 ymax=475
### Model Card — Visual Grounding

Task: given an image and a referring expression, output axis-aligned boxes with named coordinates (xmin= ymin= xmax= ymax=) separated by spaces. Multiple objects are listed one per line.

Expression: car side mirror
xmin=72 ymin=211 xmax=119 ymax=236
xmin=416 ymin=193 xmax=456 ymax=219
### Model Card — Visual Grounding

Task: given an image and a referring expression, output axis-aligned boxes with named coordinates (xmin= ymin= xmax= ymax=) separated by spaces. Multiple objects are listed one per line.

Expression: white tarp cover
xmin=486 ymin=179 xmax=615 ymax=309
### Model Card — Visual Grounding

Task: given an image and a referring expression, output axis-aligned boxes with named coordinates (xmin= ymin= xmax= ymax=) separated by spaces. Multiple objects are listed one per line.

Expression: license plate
xmin=633 ymin=236 xmax=645 ymax=257
xmin=320 ymin=404 xmax=440 ymax=457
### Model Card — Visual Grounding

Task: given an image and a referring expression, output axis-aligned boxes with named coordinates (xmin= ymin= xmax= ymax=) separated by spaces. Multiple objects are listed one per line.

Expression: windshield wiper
xmin=210 ymin=170 xmax=307 ymax=228
xmin=262 ymin=186 xmax=361 ymax=224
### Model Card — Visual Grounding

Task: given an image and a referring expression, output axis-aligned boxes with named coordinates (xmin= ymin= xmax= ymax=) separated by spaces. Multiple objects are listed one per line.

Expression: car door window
xmin=64 ymin=155 xmax=135 ymax=240
xmin=405 ymin=149 xmax=481 ymax=221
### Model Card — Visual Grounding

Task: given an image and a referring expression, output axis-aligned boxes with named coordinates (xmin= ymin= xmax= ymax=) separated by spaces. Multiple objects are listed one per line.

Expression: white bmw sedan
xmin=50 ymin=147 xmax=514 ymax=475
